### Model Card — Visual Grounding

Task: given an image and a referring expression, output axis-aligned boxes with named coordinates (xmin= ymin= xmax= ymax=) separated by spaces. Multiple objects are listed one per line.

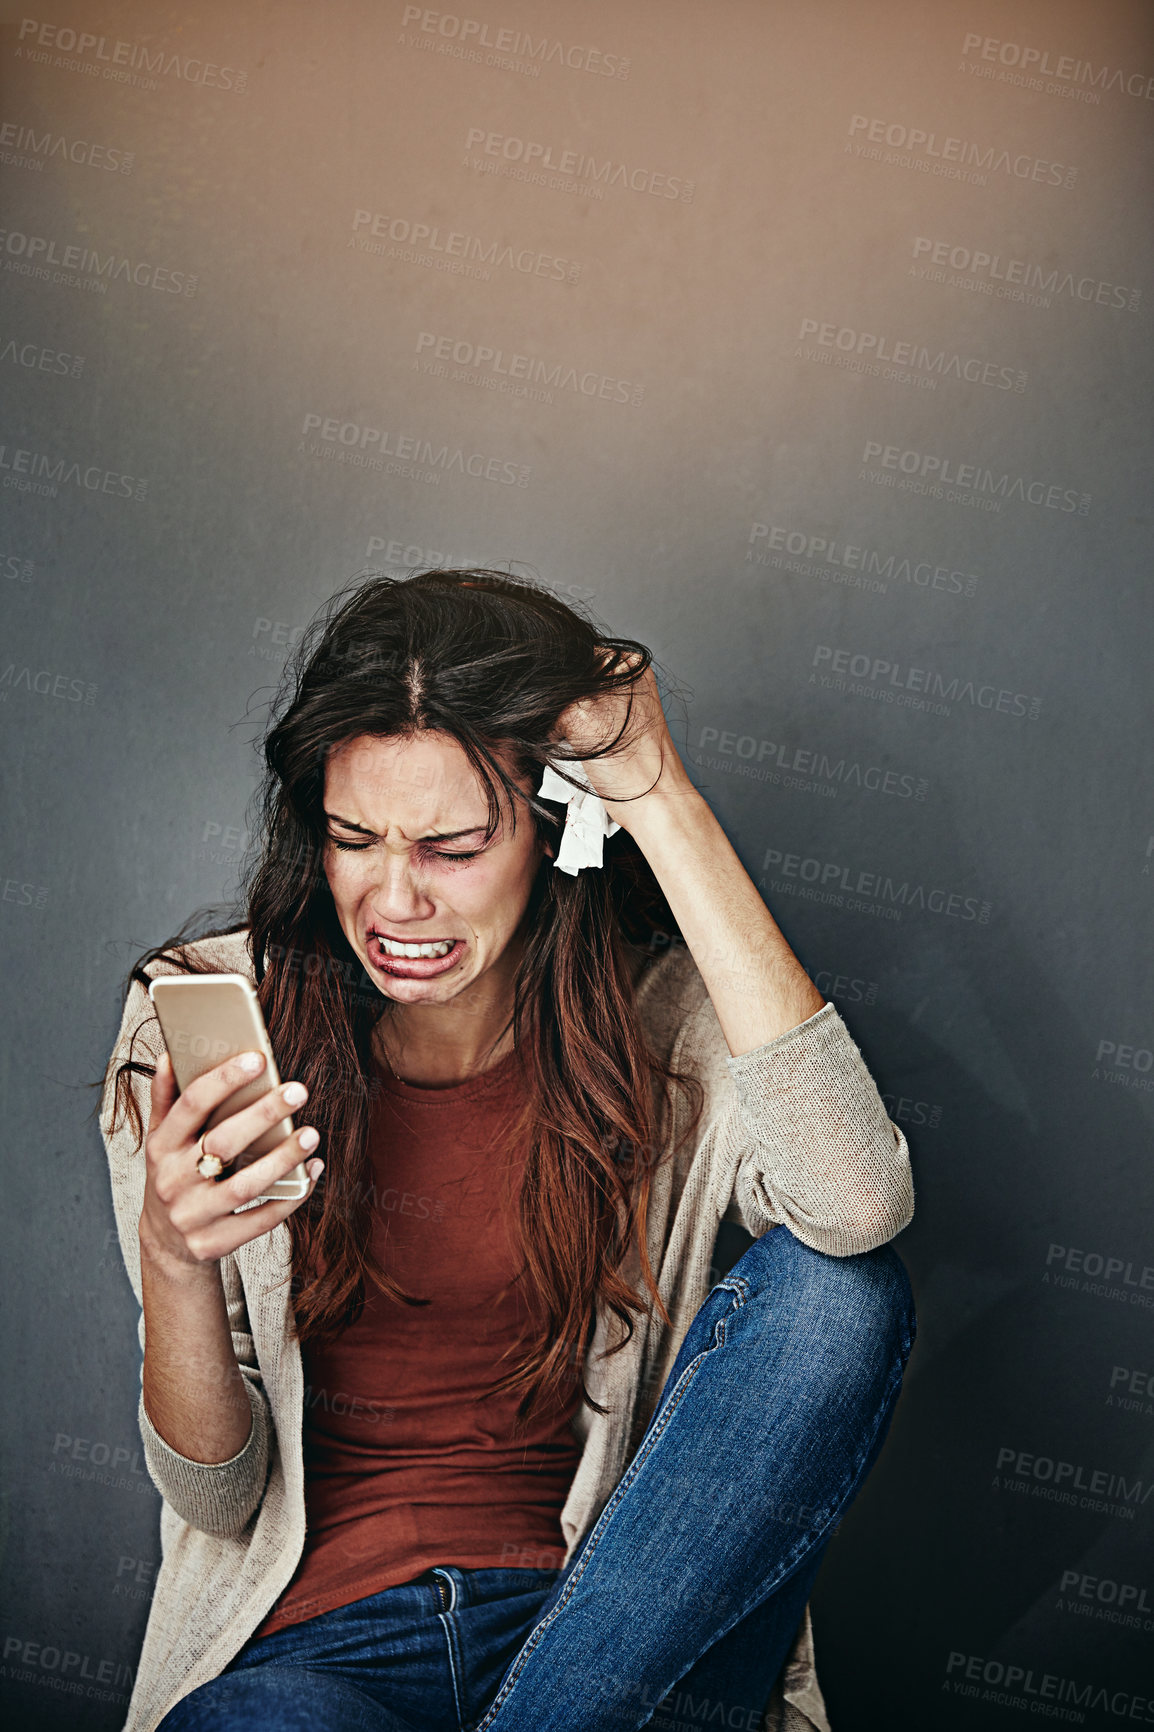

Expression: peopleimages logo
xmin=1058 ymin=1568 xmax=1154 ymax=1636
xmin=464 ymin=128 xmax=694 ymax=200
xmin=797 ymin=316 xmax=1025 ymax=392
xmin=3 ymin=876 xmax=49 ymax=908
xmin=299 ymin=414 xmax=530 ymax=488
xmin=910 ymin=235 xmax=1141 ymax=312
xmin=847 ymin=114 xmax=1078 ymax=188
xmin=0 ymin=229 xmax=197 ymax=296
xmin=1 ymin=338 xmax=84 ymax=378
xmin=1044 ymin=1241 xmax=1154 ymax=1311
xmin=1107 ymin=1365 xmax=1154 ymax=1416
xmin=748 ymin=523 xmax=979 ymax=598
xmin=1062 ymin=1567 xmax=1152 ymax=1613
xmin=694 ymin=725 xmax=929 ymax=803
xmin=811 ymin=644 xmax=1041 ymax=723
xmin=0 ymin=440 xmax=148 ymax=502
xmin=992 ymin=1444 xmax=1154 ymax=1520
xmin=399 ymin=7 xmax=631 ymax=79
xmin=0 ymin=665 xmax=96 ymax=704
xmin=860 ymin=438 xmax=1090 ymax=515
xmin=961 ymin=32 xmax=1154 ymax=103
xmin=944 ymin=1651 xmax=1154 ymax=1721
xmin=1 ymin=551 xmax=35 ymax=583
xmin=1092 ymin=1036 xmax=1154 ymax=1093
xmin=15 ymin=18 xmax=247 ymax=92
xmin=0 ymin=121 xmax=134 ymax=174
xmin=350 ymin=210 xmax=581 ymax=284
xmin=759 ymin=847 xmax=991 ymax=926
xmin=1 ymin=1633 xmax=136 ymax=1704
xmin=365 ymin=536 xmax=481 ymax=567
xmin=414 ymin=331 xmax=644 ymax=406
xmin=804 ymin=967 xmax=879 ymax=1009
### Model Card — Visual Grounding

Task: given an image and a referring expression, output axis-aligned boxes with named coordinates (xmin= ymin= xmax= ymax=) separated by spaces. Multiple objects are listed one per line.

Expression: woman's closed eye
xmin=328 ymin=837 xmax=481 ymax=864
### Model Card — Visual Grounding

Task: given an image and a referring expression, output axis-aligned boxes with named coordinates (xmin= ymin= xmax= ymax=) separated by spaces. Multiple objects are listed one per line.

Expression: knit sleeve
xmin=674 ymin=982 xmax=915 ymax=1256
xmin=98 ymin=965 xmax=273 ymax=1536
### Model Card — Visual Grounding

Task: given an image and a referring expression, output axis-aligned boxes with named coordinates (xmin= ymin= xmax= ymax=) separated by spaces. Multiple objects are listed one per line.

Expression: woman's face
xmin=322 ymin=731 xmax=548 ymax=1009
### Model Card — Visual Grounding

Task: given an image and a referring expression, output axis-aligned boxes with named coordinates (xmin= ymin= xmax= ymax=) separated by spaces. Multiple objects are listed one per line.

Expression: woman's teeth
xmin=375 ymin=937 xmax=455 ymax=958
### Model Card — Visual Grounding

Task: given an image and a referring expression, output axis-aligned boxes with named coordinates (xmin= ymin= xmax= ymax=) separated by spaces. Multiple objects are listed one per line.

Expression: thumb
xmin=149 ymin=1048 xmax=179 ymax=1116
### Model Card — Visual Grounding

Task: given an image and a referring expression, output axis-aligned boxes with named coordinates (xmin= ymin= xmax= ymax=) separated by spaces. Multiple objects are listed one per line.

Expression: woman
xmin=100 ymin=568 xmax=916 ymax=1732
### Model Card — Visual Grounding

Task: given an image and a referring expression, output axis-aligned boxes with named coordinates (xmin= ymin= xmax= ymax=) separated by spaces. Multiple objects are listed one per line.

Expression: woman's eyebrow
xmin=323 ymin=811 xmax=490 ymax=843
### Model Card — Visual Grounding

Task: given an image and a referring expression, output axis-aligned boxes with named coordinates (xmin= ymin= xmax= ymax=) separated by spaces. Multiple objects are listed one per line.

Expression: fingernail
xmin=299 ymin=1126 xmax=320 ymax=1151
xmin=282 ymin=1082 xmax=307 ymax=1106
xmin=307 ymin=1159 xmax=324 ymax=1179
xmin=238 ymin=1051 xmax=263 ymax=1072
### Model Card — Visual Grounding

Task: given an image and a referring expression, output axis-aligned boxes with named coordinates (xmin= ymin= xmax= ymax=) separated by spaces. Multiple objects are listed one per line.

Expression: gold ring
xmin=195 ymin=1135 xmax=224 ymax=1181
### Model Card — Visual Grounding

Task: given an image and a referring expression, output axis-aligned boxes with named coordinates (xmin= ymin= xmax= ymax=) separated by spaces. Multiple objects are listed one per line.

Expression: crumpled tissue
xmin=537 ymin=744 xmax=621 ymax=875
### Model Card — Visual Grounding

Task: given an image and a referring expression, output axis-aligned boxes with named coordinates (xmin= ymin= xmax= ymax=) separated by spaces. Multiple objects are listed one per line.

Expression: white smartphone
xmin=148 ymin=972 xmax=310 ymax=1201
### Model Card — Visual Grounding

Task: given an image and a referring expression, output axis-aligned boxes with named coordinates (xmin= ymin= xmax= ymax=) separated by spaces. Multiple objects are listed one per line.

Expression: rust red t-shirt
xmin=254 ymin=1048 xmax=583 ymax=1638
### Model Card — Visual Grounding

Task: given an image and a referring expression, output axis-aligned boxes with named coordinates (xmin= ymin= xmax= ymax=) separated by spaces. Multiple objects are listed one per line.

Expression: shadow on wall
xmin=803 ymin=913 xmax=1153 ymax=1729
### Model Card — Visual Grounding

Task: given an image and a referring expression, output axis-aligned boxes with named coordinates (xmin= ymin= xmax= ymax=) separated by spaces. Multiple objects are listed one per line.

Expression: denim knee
xmin=731 ymin=1226 xmax=917 ymax=1367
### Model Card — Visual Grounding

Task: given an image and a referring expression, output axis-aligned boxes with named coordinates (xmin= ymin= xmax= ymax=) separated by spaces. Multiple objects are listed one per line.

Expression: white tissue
xmin=537 ymin=747 xmax=621 ymax=874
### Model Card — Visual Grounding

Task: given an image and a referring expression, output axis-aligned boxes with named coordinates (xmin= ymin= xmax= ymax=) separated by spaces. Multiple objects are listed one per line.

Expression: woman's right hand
xmin=139 ymin=1049 xmax=323 ymax=1273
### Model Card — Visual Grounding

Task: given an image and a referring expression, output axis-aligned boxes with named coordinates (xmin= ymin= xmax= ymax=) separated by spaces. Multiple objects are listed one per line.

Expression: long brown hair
xmin=105 ymin=569 xmax=704 ymax=1425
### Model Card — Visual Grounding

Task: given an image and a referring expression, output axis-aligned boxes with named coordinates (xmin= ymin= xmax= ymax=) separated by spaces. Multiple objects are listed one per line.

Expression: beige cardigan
xmin=100 ymin=928 xmax=914 ymax=1732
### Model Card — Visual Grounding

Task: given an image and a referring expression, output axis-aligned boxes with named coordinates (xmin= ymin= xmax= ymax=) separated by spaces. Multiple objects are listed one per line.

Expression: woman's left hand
xmin=550 ymin=649 xmax=688 ymax=830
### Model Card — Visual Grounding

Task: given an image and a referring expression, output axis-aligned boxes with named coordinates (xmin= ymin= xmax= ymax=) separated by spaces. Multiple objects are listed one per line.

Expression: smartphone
xmin=148 ymin=972 xmax=310 ymax=1201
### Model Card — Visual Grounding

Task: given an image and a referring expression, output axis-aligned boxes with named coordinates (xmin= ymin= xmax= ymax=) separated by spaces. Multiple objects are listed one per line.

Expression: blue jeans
xmin=158 ymin=1226 xmax=916 ymax=1732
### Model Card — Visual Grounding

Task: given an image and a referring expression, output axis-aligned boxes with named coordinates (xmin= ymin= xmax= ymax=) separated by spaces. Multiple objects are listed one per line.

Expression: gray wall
xmin=2 ymin=0 xmax=1152 ymax=1725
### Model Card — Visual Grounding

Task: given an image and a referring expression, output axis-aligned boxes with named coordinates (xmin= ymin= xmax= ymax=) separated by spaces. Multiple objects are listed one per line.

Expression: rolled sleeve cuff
xmin=723 ymin=1002 xmax=915 ymax=1253
xmin=138 ymin=1375 xmax=270 ymax=1537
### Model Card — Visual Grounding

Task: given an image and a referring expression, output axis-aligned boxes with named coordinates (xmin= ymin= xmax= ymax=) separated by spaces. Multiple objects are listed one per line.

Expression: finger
xmin=144 ymin=1053 xmax=180 ymax=1171
xmin=180 ymin=1162 xmax=323 ymax=1265
xmin=149 ymin=1050 xmax=178 ymax=1121
xmin=214 ymin=1126 xmax=321 ymax=1212
xmin=150 ymin=1051 xmax=268 ymax=1153
xmin=200 ymin=1066 xmax=310 ymax=1163
xmin=195 ymin=1079 xmax=309 ymax=1171
xmin=165 ymin=1126 xmax=320 ymax=1238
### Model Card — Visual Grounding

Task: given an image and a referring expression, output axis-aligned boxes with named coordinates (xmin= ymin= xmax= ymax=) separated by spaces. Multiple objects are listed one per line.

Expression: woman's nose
xmin=368 ymin=855 xmax=436 ymax=919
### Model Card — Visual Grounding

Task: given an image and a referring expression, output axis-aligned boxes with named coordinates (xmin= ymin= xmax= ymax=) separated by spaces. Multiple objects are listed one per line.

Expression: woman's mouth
xmin=367 ymin=933 xmax=466 ymax=978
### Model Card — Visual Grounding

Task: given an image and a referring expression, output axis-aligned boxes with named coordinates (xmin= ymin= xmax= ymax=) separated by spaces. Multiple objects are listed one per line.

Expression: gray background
xmin=1 ymin=0 xmax=1152 ymax=1726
